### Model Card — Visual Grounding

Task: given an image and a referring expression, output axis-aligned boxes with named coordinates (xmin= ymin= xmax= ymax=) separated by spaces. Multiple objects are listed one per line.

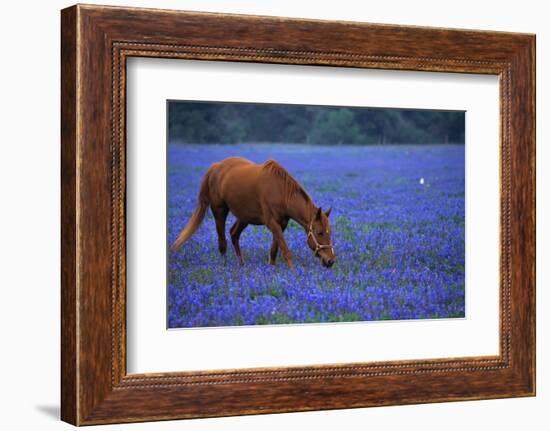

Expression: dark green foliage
xmin=168 ymin=101 xmax=465 ymax=145
xmin=310 ymin=108 xmax=365 ymax=145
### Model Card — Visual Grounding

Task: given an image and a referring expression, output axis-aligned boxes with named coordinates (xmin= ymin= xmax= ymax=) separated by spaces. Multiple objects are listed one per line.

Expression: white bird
xmin=420 ymin=178 xmax=425 ymax=185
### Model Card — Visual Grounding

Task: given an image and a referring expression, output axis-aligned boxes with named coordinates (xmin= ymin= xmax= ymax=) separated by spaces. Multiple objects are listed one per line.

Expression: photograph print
xmin=167 ymin=100 xmax=465 ymax=329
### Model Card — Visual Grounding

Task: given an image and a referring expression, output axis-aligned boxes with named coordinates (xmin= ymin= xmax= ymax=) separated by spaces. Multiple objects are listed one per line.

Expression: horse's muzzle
xmin=322 ymin=258 xmax=335 ymax=268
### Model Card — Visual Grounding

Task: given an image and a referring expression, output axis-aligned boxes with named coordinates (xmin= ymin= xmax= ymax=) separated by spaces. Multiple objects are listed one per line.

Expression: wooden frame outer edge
xmin=60 ymin=4 xmax=535 ymax=425
xmin=61 ymin=5 xmax=79 ymax=424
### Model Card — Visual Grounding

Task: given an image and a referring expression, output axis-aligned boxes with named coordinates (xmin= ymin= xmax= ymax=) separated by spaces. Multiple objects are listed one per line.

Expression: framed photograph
xmin=61 ymin=4 xmax=535 ymax=425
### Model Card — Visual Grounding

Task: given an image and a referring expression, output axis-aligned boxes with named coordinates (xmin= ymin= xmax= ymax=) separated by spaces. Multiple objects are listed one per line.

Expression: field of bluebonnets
xmin=167 ymin=144 xmax=465 ymax=328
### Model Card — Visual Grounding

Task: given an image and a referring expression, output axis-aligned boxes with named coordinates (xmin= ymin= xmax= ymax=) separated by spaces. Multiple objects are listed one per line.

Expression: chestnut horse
xmin=170 ymin=157 xmax=336 ymax=269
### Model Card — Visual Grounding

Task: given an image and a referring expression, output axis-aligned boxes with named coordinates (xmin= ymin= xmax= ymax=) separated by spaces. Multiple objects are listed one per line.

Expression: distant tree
xmin=167 ymin=101 xmax=465 ymax=145
xmin=310 ymin=108 xmax=365 ymax=145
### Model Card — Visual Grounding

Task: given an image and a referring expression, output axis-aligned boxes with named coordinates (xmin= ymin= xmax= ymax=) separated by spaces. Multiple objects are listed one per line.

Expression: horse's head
xmin=307 ymin=207 xmax=336 ymax=268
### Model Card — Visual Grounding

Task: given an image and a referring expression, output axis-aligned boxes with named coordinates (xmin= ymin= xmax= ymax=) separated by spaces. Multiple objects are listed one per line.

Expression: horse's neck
xmin=287 ymin=194 xmax=316 ymax=230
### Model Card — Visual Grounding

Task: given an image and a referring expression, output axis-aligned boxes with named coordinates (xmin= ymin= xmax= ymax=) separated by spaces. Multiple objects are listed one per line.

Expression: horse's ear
xmin=316 ymin=207 xmax=323 ymax=220
xmin=325 ymin=207 xmax=332 ymax=218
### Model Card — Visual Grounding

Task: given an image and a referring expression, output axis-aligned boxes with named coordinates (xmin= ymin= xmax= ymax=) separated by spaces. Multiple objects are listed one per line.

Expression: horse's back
xmin=209 ymin=157 xmax=296 ymax=223
xmin=218 ymin=158 xmax=289 ymax=194
xmin=216 ymin=156 xmax=255 ymax=170
xmin=210 ymin=157 xmax=260 ymax=186
xmin=205 ymin=157 xmax=262 ymax=220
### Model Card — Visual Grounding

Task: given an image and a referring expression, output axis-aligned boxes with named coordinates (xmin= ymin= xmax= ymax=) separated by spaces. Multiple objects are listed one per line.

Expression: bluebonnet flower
xmin=167 ymin=144 xmax=465 ymax=328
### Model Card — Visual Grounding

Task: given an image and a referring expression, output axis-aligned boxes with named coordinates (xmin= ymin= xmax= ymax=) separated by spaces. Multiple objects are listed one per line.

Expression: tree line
xmin=168 ymin=101 xmax=465 ymax=145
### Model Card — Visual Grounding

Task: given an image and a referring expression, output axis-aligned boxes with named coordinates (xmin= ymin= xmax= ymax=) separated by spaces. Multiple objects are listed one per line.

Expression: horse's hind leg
xmin=211 ymin=205 xmax=229 ymax=256
xmin=269 ymin=219 xmax=288 ymax=265
xmin=230 ymin=220 xmax=248 ymax=265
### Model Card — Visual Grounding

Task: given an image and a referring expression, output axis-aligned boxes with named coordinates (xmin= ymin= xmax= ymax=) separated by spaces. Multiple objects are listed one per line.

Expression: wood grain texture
xmin=60 ymin=4 xmax=536 ymax=425
xmin=60 ymin=5 xmax=78 ymax=425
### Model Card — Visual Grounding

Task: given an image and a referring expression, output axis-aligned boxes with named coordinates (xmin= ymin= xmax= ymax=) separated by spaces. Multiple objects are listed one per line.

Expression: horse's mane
xmin=262 ymin=160 xmax=311 ymax=203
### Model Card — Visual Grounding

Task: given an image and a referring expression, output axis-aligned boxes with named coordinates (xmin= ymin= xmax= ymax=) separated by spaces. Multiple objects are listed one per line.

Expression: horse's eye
xmin=318 ymin=231 xmax=324 ymax=236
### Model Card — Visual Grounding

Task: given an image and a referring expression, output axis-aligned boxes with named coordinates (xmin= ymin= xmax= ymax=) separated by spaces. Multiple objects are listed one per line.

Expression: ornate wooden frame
xmin=61 ymin=4 xmax=535 ymax=425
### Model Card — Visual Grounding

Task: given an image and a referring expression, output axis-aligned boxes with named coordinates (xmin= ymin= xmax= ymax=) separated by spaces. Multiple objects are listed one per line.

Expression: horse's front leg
xmin=269 ymin=219 xmax=288 ymax=265
xmin=230 ymin=220 xmax=248 ymax=265
xmin=267 ymin=219 xmax=293 ymax=269
xmin=269 ymin=239 xmax=278 ymax=265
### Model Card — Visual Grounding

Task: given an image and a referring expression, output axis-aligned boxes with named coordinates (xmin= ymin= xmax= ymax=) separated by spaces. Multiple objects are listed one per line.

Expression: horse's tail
xmin=170 ymin=170 xmax=211 ymax=252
